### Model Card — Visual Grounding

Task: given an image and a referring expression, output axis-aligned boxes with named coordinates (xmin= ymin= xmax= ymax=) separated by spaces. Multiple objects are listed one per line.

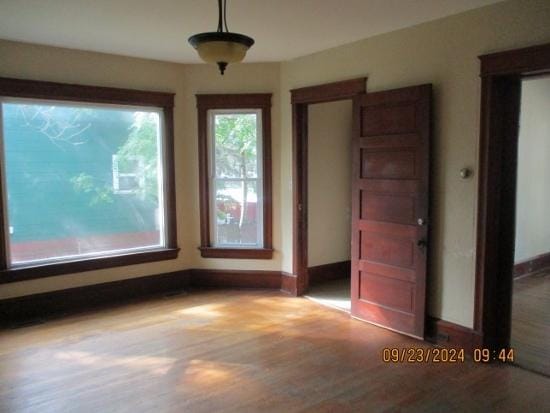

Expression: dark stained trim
xmin=163 ymin=105 xmax=179 ymax=250
xmin=290 ymin=78 xmax=367 ymax=296
xmin=308 ymin=260 xmax=351 ymax=285
xmin=513 ymin=251 xmax=550 ymax=278
xmin=426 ymin=317 xmax=483 ymax=355
xmin=475 ymin=43 xmax=550 ymax=350
xmin=190 ymin=268 xmax=281 ymax=289
xmin=0 ymin=270 xmax=192 ymax=328
xmin=0 ymin=248 xmax=180 ymax=284
xmin=0 ymin=77 xmax=179 ymax=284
xmin=280 ymin=272 xmax=298 ymax=295
xmin=195 ymin=93 xmax=273 ymax=259
xmin=196 ymin=93 xmax=271 ymax=109
xmin=480 ymin=43 xmax=550 ymax=76
xmin=198 ymin=247 xmax=273 ymax=259
xmin=0 ymin=77 xmax=175 ymax=107
xmin=0 ymin=140 xmax=7 ymax=272
xmin=291 ymin=78 xmax=367 ymax=104
xmin=292 ymin=103 xmax=309 ymax=295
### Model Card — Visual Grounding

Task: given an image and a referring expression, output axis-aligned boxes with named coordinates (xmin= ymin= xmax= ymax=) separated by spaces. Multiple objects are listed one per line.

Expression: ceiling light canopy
xmin=188 ymin=0 xmax=254 ymax=75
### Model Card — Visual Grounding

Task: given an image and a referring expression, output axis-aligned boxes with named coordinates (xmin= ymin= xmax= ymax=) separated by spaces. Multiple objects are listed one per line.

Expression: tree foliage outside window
xmin=212 ymin=112 xmax=261 ymax=246
xmin=2 ymin=101 xmax=164 ymax=263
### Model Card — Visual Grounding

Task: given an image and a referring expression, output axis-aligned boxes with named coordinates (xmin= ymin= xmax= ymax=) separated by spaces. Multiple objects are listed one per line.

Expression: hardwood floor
xmin=511 ymin=269 xmax=550 ymax=376
xmin=1 ymin=289 xmax=549 ymax=412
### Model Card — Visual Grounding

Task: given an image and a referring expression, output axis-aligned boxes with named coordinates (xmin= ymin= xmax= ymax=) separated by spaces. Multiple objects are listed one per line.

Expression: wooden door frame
xmin=284 ymin=78 xmax=367 ymax=296
xmin=475 ymin=43 xmax=550 ymax=349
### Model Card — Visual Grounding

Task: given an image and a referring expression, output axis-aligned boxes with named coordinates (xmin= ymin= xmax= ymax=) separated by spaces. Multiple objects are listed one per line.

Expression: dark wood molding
xmin=308 ymin=260 xmax=351 ymax=285
xmin=196 ymin=93 xmax=271 ymax=109
xmin=291 ymin=77 xmax=366 ymax=296
xmin=198 ymin=247 xmax=273 ymax=259
xmin=0 ymin=248 xmax=180 ymax=284
xmin=513 ymin=251 xmax=550 ymax=278
xmin=196 ymin=93 xmax=273 ymax=259
xmin=0 ymin=270 xmax=192 ymax=328
xmin=292 ymin=103 xmax=309 ymax=295
xmin=0 ymin=77 xmax=175 ymax=107
xmin=0 ymin=77 xmax=179 ymax=284
xmin=426 ymin=317 xmax=483 ymax=355
xmin=290 ymin=78 xmax=367 ymax=104
xmin=163 ymin=105 xmax=179 ymax=250
xmin=480 ymin=43 xmax=550 ymax=76
xmin=280 ymin=272 xmax=298 ymax=296
xmin=190 ymin=269 xmax=281 ymax=289
xmin=474 ymin=42 xmax=550 ymax=350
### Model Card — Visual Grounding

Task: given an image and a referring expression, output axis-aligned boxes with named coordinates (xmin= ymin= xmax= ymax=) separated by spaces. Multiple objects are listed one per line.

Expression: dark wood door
xmin=350 ymin=84 xmax=431 ymax=339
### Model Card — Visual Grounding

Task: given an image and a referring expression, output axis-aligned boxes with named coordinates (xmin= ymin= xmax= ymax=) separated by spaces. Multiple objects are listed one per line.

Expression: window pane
xmin=214 ymin=180 xmax=260 ymax=246
xmin=1 ymin=101 xmax=164 ymax=265
xmin=214 ymin=113 xmax=258 ymax=178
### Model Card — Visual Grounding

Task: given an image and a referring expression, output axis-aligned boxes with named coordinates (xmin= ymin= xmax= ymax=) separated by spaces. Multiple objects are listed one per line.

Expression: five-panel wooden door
xmin=350 ymin=84 xmax=432 ymax=339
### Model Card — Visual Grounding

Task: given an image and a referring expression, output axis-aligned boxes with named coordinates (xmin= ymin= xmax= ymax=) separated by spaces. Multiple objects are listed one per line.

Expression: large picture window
xmin=197 ymin=94 xmax=272 ymax=259
xmin=0 ymin=78 xmax=178 ymax=283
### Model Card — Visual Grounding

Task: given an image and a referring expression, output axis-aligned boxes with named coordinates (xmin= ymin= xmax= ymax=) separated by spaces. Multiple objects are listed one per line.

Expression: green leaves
xmin=214 ymin=113 xmax=257 ymax=178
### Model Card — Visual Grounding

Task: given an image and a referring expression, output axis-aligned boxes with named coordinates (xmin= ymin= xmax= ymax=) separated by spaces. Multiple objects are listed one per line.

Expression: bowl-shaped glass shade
xmin=189 ymin=32 xmax=254 ymax=64
xmin=196 ymin=41 xmax=249 ymax=63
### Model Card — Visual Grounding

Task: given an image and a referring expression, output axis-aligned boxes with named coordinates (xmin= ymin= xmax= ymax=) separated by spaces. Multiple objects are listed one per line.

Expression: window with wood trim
xmin=0 ymin=77 xmax=179 ymax=284
xmin=196 ymin=94 xmax=272 ymax=259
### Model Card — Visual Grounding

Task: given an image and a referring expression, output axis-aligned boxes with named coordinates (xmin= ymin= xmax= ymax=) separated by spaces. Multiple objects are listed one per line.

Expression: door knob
xmin=417 ymin=218 xmax=426 ymax=226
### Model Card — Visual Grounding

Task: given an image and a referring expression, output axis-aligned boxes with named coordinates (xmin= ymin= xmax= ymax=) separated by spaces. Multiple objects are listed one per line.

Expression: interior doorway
xmin=475 ymin=43 xmax=550 ymax=365
xmin=304 ymin=100 xmax=353 ymax=313
xmin=288 ymin=78 xmax=366 ymax=296
xmin=511 ymin=74 xmax=550 ymax=376
xmin=290 ymin=79 xmax=431 ymax=340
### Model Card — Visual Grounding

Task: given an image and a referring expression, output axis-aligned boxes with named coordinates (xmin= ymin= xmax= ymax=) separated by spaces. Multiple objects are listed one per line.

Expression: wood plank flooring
xmin=511 ymin=270 xmax=550 ymax=376
xmin=1 ymin=289 xmax=549 ymax=412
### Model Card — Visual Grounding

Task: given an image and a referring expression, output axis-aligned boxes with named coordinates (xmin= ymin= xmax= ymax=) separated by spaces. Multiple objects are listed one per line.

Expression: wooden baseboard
xmin=191 ymin=269 xmax=282 ymax=289
xmin=281 ymin=272 xmax=298 ymax=295
xmin=513 ymin=252 xmax=550 ymax=278
xmin=308 ymin=260 xmax=351 ymax=285
xmin=426 ymin=316 xmax=483 ymax=354
xmin=0 ymin=270 xmax=192 ymax=328
xmin=0 ymin=269 xmax=291 ymax=327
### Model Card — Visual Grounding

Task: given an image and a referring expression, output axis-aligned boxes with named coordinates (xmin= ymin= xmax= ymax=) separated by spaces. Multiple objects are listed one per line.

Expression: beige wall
xmin=515 ymin=76 xmax=550 ymax=263
xmin=307 ymin=101 xmax=352 ymax=267
xmin=280 ymin=0 xmax=550 ymax=327
xmin=0 ymin=40 xmax=281 ymax=299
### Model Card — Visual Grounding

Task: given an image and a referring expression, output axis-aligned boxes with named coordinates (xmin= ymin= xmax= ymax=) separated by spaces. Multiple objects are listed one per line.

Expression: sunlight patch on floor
xmin=305 ymin=278 xmax=351 ymax=313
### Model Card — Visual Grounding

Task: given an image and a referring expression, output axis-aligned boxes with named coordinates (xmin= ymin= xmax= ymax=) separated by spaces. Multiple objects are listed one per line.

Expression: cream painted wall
xmin=307 ymin=101 xmax=352 ymax=267
xmin=515 ymin=76 xmax=550 ymax=263
xmin=0 ymin=39 xmax=281 ymax=299
xmin=280 ymin=0 xmax=550 ymax=327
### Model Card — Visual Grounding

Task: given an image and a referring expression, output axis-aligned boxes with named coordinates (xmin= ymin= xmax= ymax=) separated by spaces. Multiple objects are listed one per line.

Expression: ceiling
xmin=0 ymin=0 xmax=502 ymax=63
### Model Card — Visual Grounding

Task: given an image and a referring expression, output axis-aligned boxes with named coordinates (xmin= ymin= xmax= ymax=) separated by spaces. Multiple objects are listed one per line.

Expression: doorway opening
xmin=475 ymin=43 xmax=550 ymax=368
xmin=303 ymin=99 xmax=353 ymax=313
xmin=287 ymin=78 xmax=366 ymax=296
xmin=511 ymin=74 xmax=550 ymax=376
xmin=289 ymin=79 xmax=432 ymax=340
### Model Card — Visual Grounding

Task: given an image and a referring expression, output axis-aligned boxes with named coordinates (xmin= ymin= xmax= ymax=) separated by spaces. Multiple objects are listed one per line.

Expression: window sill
xmin=199 ymin=247 xmax=273 ymax=259
xmin=0 ymin=247 xmax=180 ymax=284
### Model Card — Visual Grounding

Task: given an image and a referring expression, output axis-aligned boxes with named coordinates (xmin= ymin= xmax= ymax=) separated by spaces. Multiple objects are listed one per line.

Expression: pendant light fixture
xmin=188 ymin=0 xmax=254 ymax=75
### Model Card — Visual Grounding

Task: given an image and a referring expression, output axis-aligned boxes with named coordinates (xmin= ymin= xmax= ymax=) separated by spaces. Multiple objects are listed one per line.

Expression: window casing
xmin=0 ymin=77 xmax=178 ymax=284
xmin=197 ymin=94 xmax=272 ymax=259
